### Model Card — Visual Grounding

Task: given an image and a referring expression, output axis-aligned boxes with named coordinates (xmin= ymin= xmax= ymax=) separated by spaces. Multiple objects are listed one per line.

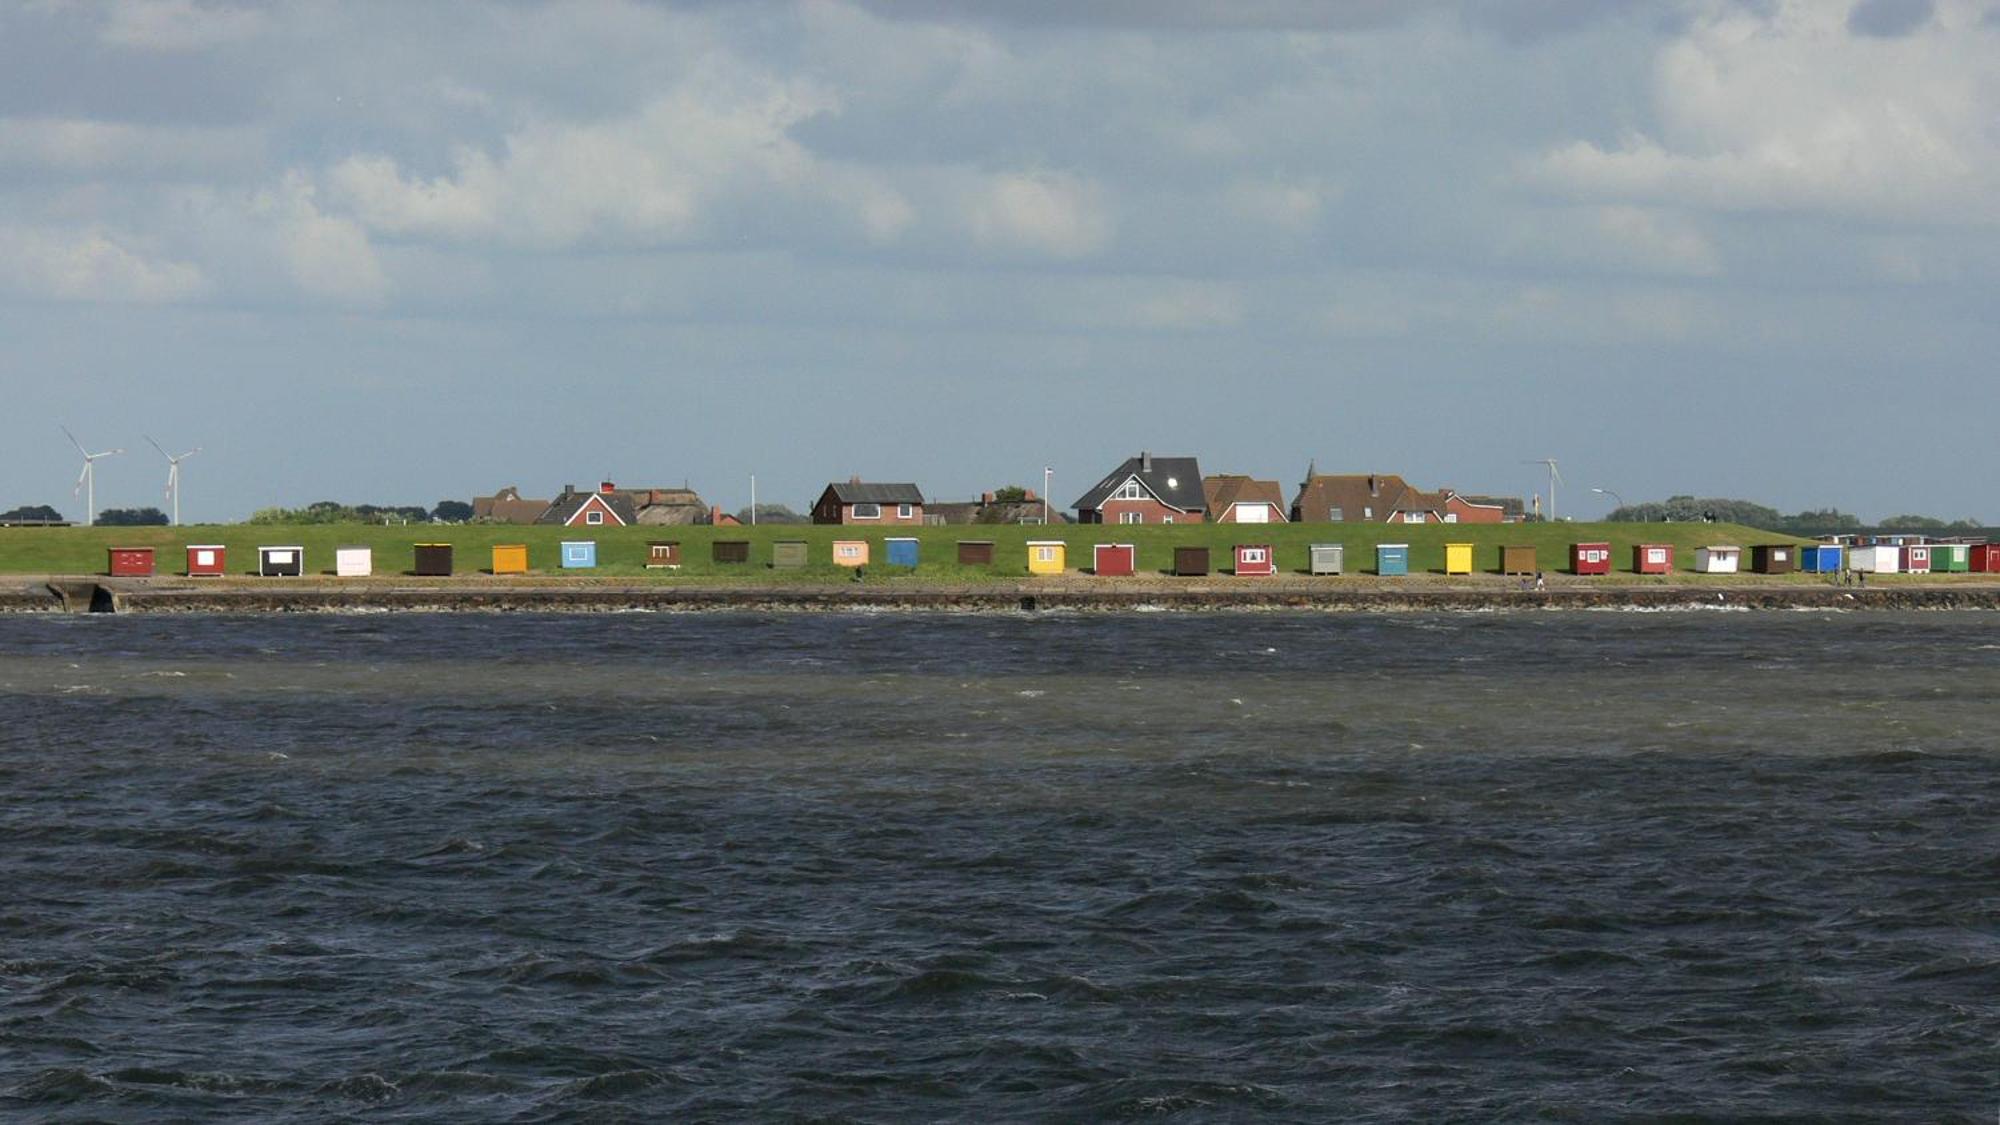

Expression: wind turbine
xmin=1524 ymin=458 xmax=1562 ymax=522
xmin=146 ymin=436 xmax=201 ymax=527
xmin=62 ymin=426 xmax=123 ymax=528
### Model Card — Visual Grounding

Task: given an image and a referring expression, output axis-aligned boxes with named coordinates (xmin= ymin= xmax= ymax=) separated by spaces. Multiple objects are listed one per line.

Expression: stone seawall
xmin=10 ymin=577 xmax=2000 ymax=614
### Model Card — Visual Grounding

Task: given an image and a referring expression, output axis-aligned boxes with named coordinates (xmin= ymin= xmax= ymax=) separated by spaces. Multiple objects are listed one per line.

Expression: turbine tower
xmin=62 ymin=426 xmax=123 ymax=528
xmin=1524 ymin=458 xmax=1562 ymax=522
xmin=147 ymin=436 xmax=201 ymax=527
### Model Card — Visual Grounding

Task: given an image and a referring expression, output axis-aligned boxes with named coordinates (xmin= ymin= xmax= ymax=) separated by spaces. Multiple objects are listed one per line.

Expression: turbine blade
xmin=61 ymin=426 xmax=87 ymax=456
xmin=146 ymin=435 xmax=168 ymax=458
xmin=74 ymin=464 xmax=89 ymax=494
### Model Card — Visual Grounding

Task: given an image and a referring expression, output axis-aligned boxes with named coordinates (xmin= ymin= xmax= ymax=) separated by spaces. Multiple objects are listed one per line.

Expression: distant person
xmin=1534 ymin=570 xmax=1547 ymax=592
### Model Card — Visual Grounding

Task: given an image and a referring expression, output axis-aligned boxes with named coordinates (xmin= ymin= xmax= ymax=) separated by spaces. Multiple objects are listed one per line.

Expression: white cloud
xmin=0 ymin=225 xmax=206 ymax=302
xmin=967 ymin=170 xmax=1111 ymax=258
xmin=100 ymin=0 xmax=266 ymax=51
xmin=1226 ymin=176 xmax=1333 ymax=232
xmin=1130 ymin=281 xmax=1245 ymax=329
xmin=253 ymin=173 xmax=388 ymax=303
xmin=0 ymin=117 xmax=261 ymax=174
xmin=1524 ymin=0 xmax=2000 ymax=224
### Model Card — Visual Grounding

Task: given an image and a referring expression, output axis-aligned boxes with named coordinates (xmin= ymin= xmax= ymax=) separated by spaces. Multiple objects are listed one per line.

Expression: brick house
xmin=812 ymin=480 xmax=925 ymax=525
xmin=537 ymin=482 xmax=638 ymax=528
xmin=1203 ymin=475 xmax=1289 ymax=523
xmin=1073 ymin=452 xmax=1206 ymax=525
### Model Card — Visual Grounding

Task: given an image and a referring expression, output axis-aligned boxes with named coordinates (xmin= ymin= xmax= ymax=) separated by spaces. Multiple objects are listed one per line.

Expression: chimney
xmin=981 ymin=491 xmax=994 ymax=504
xmin=1140 ymin=451 xmax=1153 ymax=473
xmin=599 ymin=481 xmax=615 ymax=494
xmin=1369 ymin=475 xmax=1379 ymax=496
xmin=710 ymin=504 xmax=721 ymax=524
xmin=564 ymin=483 xmax=576 ymax=496
xmin=849 ymin=474 xmax=862 ymax=484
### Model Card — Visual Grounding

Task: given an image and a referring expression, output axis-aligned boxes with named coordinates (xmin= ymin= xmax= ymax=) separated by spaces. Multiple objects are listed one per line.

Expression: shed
xmin=1571 ymin=542 xmax=1612 ymax=576
xmin=772 ymin=540 xmax=808 ymax=569
xmin=1234 ymin=543 xmax=1276 ymax=577
xmin=1377 ymin=543 xmax=1410 ymax=576
xmin=1501 ymin=545 xmax=1537 ymax=576
xmin=1093 ymin=543 xmax=1136 ymax=577
xmin=1634 ymin=543 xmax=1675 ymax=575
xmin=645 ymin=541 xmax=681 ymax=569
xmin=1932 ymin=543 xmax=1969 ymax=573
xmin=1309 ymin=543 xmax=1344 ymax=575
xmin=259 ymin=546 xmax=304 ymax=577
xmin=186 ymin=544 xmax=227 ymax=577
xmin=885 ymin=538 xmax=919 ymax=568
xmin=560 ymin=540 xmax=597 ymax=569
xmin=1443 ymin=542 xmax=1474 ymax=575
xmin=1799 ymin=544 xmax=1843 ymax=574
xmin=713 ymin=540 xmax=750 ymax=564
xmin=1027 ymin=540 xmax=1066 ymax=575
xmin=335 ymin=546 xmax=373 ymax=577
xmin=414 ymin=543 xmax=453 ymax=576
xmin=1750 ymin=544 xmax=1795 ymax=574
xmin=491 ymin=544 xmax=528 ymax=575
xmin=1694 ymin=545 xmax=1741 ymax=574
xmin=833 ymin=540 xmax=869 ymax=567
xmin=1970 ymin=544 xmax=2000 ymax=572
xmin=1901 ymin=544 xmax=1932 ymax=574
xmin=107 ymin=547 xmax=155 ymax=577
xmin=1848 ymin=544 xmax=1900 ymax=574
xmin=957 ymin=540 xmax=995 ymax=566
xmin=1173 ymin=545 xmax=1210 ymax=576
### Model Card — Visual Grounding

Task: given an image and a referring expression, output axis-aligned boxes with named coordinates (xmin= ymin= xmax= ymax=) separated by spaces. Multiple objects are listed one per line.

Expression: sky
xmin=2 ymin=0 xmax=1997 ymax=524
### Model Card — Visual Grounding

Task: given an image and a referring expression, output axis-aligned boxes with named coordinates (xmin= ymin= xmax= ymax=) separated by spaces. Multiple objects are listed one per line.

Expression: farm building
xmin=560 ymin=541 xmax=597 ymax=569
xmin=886 ymin=538 xmax=919 ymax=568
xmin=1376 ymin=543 xmax=1410 ymax=576
xmin=491 ymin=544 xmax=528 ymax=575
xmin=1309 ymin=544 xmax=1344 ymax=575
xmin=832 ymin=540 xmax=869 ymax=567
xmin=1093 ymin=543 xmax=1136 ymax=577
xmin=1799 ymin=544 xmax=1843 ymax=573
xmin=335 ymin=546 xmax=372 ymax=577
xmin=1694 ymin=546 xmax=1742 ymax=574
xmin=1074 ymin=453 xmax=1206 ymax=525
xmin=538 ymin=484 xmax=636 ymax=529
xmin=1444 ymin=543 xmax=1474 ymax=575
xmin=1203 ymin=475 xmax=1288 ymax=523
xmin=1571 ymin=542 xmax=1612 ymax=576
xmin=1234 ymin=544 xmax=1276 ymax=577
xmin=258 ymin=546 xmax=304 ymax=577
xmin=1027 ymin=541 xmax=1067 ymax=575
xmin=1750 ymin=544 xmax=1795 ymax=575
xmin=414 ymin=543 xmax=453 ymax=576
xmin=1849 ymin=544 xmax=1900 ymax=573
xmin=1634 ymin=544 xmax=1675 ymax=575
xmin=186 ymin=544 xmax=227 ymax=577
xmin=814 ymin=480 xmax=925 ymax=525
xmin=107 ymin=547 xmax=154 ymax=577
xmin=1174 ymin=546 xmax=1210 ymax=576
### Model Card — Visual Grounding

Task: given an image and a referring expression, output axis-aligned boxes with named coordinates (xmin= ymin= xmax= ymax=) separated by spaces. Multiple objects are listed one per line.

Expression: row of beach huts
xmin=97 ymin=537 xmax=2000 ymax=578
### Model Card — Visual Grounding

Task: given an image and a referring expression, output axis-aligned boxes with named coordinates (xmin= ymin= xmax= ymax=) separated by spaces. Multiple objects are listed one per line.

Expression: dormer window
xmin=1113 ymin=480 xmax=1145 ymax=501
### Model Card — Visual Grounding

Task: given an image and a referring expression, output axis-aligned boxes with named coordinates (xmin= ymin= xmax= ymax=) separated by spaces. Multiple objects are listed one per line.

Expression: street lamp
xmin=1591 ymin=487 xmax=1625 ymax=517
xmin=1042 ymin=467 xmax=1052 ymax=525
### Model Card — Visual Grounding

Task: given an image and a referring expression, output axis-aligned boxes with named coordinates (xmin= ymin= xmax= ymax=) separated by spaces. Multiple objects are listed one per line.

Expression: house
xmin=537 ymin=482 xmax=638 ymax=528
xmin=927 ymin=489 xmax=1064 ymax=525
xmin=1441 ymin=491 xmax=1521 ymax=524
xmin=1072 ymin=452 xmax=1206 ymax=525
xmin=1203 ymin=475 xmax=1289 ymax=524
xmin=621 ymin=487 xmax=707 ymax=526
xmin=813 ymin=479 xmax=925 ymax=525
xmin=1290 ymin=470 xmax=1432 ymax=524
xmin=472 ymin=485 xmax=551 ymax=524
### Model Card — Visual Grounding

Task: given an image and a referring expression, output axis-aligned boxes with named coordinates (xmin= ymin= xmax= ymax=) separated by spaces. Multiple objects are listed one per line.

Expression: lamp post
xmin=1591 ymin=487 xmax=1625 ymax=518
xmin=1042 ymin=467 xmax=1051 ymax=525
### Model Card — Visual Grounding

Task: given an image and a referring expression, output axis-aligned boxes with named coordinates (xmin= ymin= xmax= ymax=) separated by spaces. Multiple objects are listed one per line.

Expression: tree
xmin=990 ymin=485 xmax=1029 ymax=503
xmin=97 ymin=507 xmax=169 ymax=526
xmin=432 ymin=500 xmax=474 ymax=523
xmin=1607 ymin=496 xmax=1783 ymax=527
xmin=0 ymin=504 xmax=64 ymax=522
xmin=734 ymin=504 xmax=808 ymax=524
xmin=1878 ymin=514 xmax=1947 ymax=530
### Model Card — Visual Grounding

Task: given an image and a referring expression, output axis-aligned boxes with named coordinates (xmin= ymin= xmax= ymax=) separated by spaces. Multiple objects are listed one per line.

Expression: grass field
xmin=0 ymin=519 xmax=1873 ymax=581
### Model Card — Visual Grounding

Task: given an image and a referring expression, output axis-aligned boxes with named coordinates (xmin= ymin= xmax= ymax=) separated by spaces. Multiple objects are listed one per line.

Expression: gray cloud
xmin=1848 ymin=0 xmax=1936 ymax=36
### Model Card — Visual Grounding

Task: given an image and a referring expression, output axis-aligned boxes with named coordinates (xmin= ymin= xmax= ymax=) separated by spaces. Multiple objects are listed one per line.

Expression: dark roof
xmin=537 ymin=488 xmax=638 ymax=526
xmin=826 ymin=482 xmax=924 ymax=505
xmin=1072 ymin=453 xmax=1205 ymax=513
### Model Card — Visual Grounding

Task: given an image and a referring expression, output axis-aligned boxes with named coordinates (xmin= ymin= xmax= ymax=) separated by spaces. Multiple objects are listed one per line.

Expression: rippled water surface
xmin=1 ymin=611 xmax=1996 ymax=1121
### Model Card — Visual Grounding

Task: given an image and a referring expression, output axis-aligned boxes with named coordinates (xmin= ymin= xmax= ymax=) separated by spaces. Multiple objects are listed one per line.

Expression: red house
xmin=1073 ymin=453 xmax=1206 ymax=525
xmin=537 ymin=483 xmax=637 ymax=528
xmin=1571 ymin=542 xmax=1612 ymax=576
xmin=813 ymin=480 xmax=926 ymax=525
xmin=1441 ymin=491 xmax=1518 ymax=524
xmin=1092 ymin=543 xmax=1136 ymax=577
xmin=1234 ymin=543 xmax=1276 ymax=577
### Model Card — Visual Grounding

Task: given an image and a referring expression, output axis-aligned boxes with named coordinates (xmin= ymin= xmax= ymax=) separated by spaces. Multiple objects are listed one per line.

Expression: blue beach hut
xmin=560 ymin=540 xmax=598 ymax=569
xmin=886 ymin=537 xmax=920 ymax=568
xmin=1800 ymin=544 xmax=1843 ymax=574
xmin=1376 ymin=542 xmax=1410 ymax=576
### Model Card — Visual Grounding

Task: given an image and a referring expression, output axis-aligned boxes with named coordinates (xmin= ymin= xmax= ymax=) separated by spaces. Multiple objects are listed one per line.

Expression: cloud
xmin=0 ymin=116 xmax=261 ymax=174
xmin=253 ymin=173 xmax=388 ymax=303
xmin=967 ymin=170 xmax=1111 ymax=258
xmin=99 ymin=0 xmax=266 ymax=52
xmin=0 ymin=224 xmax=206 ymax=302
xmin=1847 ymin=0 xmax=1935 ymax=36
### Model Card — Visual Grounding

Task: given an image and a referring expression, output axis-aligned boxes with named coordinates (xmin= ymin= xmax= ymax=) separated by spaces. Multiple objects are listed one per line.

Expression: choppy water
xmin=1 ymin=611 xmax=1995 ymax=1121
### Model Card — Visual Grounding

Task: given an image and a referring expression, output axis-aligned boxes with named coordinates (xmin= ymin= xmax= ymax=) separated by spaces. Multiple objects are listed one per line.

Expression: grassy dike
xmin=1 ymin=519 xmax=1841 ymax=582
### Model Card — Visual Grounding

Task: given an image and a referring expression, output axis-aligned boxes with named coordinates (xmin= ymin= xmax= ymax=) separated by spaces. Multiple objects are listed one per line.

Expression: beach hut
xmin=1971 ymin=544 xmax=2000 ymax=573
xmin=1234 ymin=544 xmax=1276 ymax=577
xmin=1694 ymin=546 xmax=1741 ymax=574
xmin=1173 ymin=546 xmax=1210 ymax=576
xmin=1849 ymin=544 xmax=1900 ymax=574
xmin=772 ymin=540 xmax=807 ymax=569
xmin=1501 ymin=545 xmax=1537 ymax=576
xmin=1750 ymin=544 xmax=1795 ymax=575
xmin=1901 ymin=544 xmax=1932 ymax=574
xmin=258 ymin=546 xmax=304 ymax=577
xmin=1093 ymin=543 xmax=1136 ymax=577
xmin=1309 ymin=543 xmax=1344 ymax=575
xmin=1027 ymin=541 xmax=1066 ymax=575
xmin=1634 ymin=543 xmax=1674 ymax=575
xmin=1571 ymin=542 xmax=1611 ymax=576
xmin=885 ymin=538 xmax=919 ymax=569
xmin=1376 ymin=543 xmax=1410 ymax=576
xmin=833 ymin=540 xmax=869 ymax=568
xmin=1444 ymin=542 xmax=1474 ymax=576
xmin=645 ymin=541 xmax=681 ymax=570
xmin=491 ymin=544 xmax=528 ymax=575
xmin=560 ymin=541 xmax=597 ymax=569
xmin=1933 ymin=543 xmax=1970 ymax=573
xmin=335 ymin=546 xmax=373 ymax=577
xmin=1799 ymin=544 xmax=1843 ymax=574
xmin=713 ymin=540 xmax=750 ymax=564
xmin=186 ymin=544 xmax=227 ymax=577
xmin=413 ymin=543 xmax=453 ymax=576
xmin=106 ymin=547 xmax=155 ymax=577
xmin=957 ymin=540 xmax=995 ymax=566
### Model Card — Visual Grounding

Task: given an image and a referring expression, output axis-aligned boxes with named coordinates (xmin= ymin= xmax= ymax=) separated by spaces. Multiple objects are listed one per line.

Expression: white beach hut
xmin=1694 ymin=545 xmax=1742 ymax=574
xmin=334 ymin=546 xmax=373 ymax=577
xmin=1848 ymin=544 xmax=1901 ymax=574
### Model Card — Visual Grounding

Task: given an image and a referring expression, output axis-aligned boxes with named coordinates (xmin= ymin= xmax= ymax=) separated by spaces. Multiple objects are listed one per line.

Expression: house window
xmin=1444 ymin=514 xmax=1458 ymax=524
xmin=1162 ymin=516 xmax=1173 ymax=524
xmin=1363 ymin=507 xmax=1373 ymax=519
xmin=852 ymin=503 xmax=881 ymax=519
xmin=1329 ymin=507 xmax=1343 ymax=521
xmin=897 ymin=503 xmax=913 ymax=519
xmin=1120 ymin=512 xmax=1143 ymax=525
xmin=1113 ymin=480 xmax=1145 ymax=500
xmin=586 ymin=509 xmax=604 ymax=525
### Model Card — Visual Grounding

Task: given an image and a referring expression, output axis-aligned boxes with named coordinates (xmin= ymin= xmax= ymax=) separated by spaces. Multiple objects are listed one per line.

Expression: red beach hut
xmin=1570 ymin=542 xmax=1611 ymax=576
xmin=1634 ymin=543 xmax=1674 ymax=575
xmin=1902 ymin=544 xmax=1932 ymax=574
xmin=186 ymin=544 xmax=227 ymax=577
xmin=1234 ymin=544 xmax=1276 ymax=577
xmin=1970 ymin=544 xmax=2000 ymax=573
xmin=107 ymin=547 xmax=155 ymax=577
xmin=1092 ymin=543 xmax=1136 ymax=577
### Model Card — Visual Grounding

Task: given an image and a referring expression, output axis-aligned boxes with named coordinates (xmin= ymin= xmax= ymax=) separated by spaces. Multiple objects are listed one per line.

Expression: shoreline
xmin=9 ymin=575 xmax=2000 ymax=614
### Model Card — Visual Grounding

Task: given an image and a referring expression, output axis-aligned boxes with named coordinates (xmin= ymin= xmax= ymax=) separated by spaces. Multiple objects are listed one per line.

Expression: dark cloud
xmin=1847 ymin=0 xmax=1935 ymax=38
